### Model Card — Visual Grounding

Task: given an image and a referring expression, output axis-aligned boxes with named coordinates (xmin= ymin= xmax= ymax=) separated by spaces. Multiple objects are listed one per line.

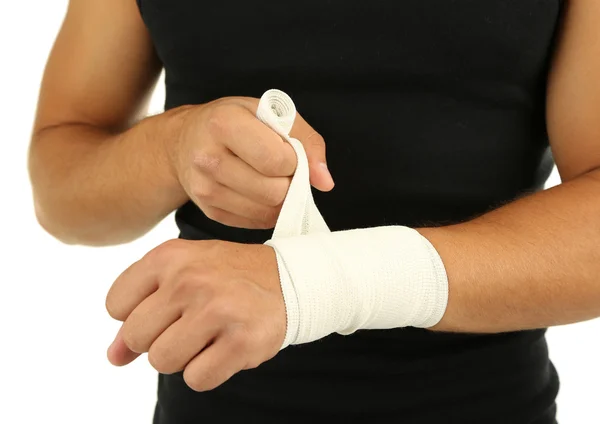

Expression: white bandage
xmin=257 ymin=90 xmax=449 ymax=350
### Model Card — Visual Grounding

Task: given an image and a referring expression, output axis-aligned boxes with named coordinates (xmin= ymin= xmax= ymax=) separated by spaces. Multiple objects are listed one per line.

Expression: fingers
xmin=192 ymin=182 xmax=282 ymax=229
xmin=210 ymin=104 xmax=297 ymax=177
xmin=147 ymin=311 xmax=220 ymax=375
xmin=105 ymin=240 xmax=194 ymax=322
xmin=201 ymin=206 xmax=275 ymax=230
xmin=107 ymin=325 xmax=142 ymax=367
xmin=309 ymin=158 xmax=335 ymax=192
xmin=290 ymin=113 xmax=335 ymax=192
xmin=105 ymin=258 xmax=159 ymax=322
xmin=182 ymin=330 xmax=251 ymax=392
xmin=191 ymin=151 xmax=290 ymax=228
xmin=205 ymin=152 xmax=291 ymax=207
xmin=119 ymin=291 xmax=183 ymax=354
xmin=183 ymin=97 xmax=333 ymax=232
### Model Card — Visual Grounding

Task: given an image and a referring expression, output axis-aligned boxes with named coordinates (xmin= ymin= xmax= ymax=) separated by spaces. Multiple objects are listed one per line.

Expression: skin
xmin=30 ymin=0 xmax=600 ymax=393
xmin=28 ymin=0 xmax=334 ymax=246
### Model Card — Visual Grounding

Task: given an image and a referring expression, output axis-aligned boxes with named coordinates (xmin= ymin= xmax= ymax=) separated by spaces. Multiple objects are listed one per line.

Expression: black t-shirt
xmin=137 ymin=1 xmax=562 ymax=422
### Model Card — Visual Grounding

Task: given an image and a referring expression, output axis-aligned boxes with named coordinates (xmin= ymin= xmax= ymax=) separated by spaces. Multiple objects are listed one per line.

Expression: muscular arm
xmin=101 ymin=0 xmax=600 ymax=379
xmin=28 ymin=0 xmax=188 ymax=246
xmin=421 ymin=0 xmax=600 ymax=333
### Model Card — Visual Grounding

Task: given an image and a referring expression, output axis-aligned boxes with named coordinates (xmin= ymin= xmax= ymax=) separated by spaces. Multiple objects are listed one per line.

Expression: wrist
xmin=161 ymin=104 xmax=196 ymax=187
xmin=138 ymin=105 xmax=195 ymax=207
xmin=266 ymin=226 xmax=449 ymax=348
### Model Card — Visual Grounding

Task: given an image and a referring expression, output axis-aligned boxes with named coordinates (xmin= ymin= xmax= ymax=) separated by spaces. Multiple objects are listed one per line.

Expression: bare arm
xmin=28 ymin=0 xmax=188 ymax=246
xmin=28 ymin=0 xmax=336 ymax=246
xmin=421 ymin=0 xmax=600 ymax=333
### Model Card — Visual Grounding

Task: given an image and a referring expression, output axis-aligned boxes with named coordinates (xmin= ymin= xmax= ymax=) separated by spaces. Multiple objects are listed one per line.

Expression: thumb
xmin=107 ymin=325 xmax=142 ymax=367
xmin=291 ymin=115 xmax=335 ymax=192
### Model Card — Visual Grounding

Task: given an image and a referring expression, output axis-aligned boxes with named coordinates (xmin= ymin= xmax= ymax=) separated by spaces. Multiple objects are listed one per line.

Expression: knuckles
xmin=191 ymin=179 xmax=219 ymax=202
xmin=121 ymin=327 xmax=147 ymax=354
xmin=306 ymin=131 xmax=326 ymax=150
xmin=203 ymin=295 xmax=242 ymax=323
xmin=260 ymin=181 xmax=288 ymax=207
xmin=202 ymin=206 xmax=225 ymax=223
xmin=227 ymin=324 xmax=254 ymax=352
xmin=192 ymin=150 xmax=222 ymax=175
xmin=184 ymin=369 xmax=217 ymax=393
xmin=245 ymin=206 xmax=279 ymax=228
xmin=147 ymin=239 xmax=187 ymax=263
xmin=168 ymin=267 xmax=217 ymax=306
xmin=141 ymin=239 xmax=190 ymax=271
xmin=204 ymin=102 xmax=247 ymax=137
xmin=259 ymin=207 xmax=279 ymax=228
xmin=205 ymin=104 xmax=234 ymax=136
xmin=148 ymin=345 xmax=180 ymax=375
xmin=257 ymin=148 xmax=287 ymax=177
xmin=104 ymin=297 xmax=124 ymax=321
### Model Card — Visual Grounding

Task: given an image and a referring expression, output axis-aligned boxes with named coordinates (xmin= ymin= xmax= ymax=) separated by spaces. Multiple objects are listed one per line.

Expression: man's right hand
xmin=171 ymin=97 xmax=335 ymax=230
xmin=29 ymin=0 xmax=334 ymax=245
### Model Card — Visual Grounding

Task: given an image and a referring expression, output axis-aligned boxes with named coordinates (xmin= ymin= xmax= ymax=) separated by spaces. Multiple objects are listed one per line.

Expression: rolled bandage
xmin=256 ymin=89 xmax=449 ymax=350
xmin=256 ymin=89 xmax=330 ymax=239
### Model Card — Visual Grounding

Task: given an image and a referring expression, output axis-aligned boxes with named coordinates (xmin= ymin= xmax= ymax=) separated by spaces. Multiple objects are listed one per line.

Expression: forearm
xmin=28 ymin=106 xmax=191 ymax=246
xmin=420 ymin=169 xmax=600 ymax=333
xmin=258 ymin=88 xmax=600 ymax=347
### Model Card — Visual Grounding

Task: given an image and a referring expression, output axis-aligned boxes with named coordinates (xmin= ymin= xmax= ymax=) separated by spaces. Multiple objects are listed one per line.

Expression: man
xmin=28 ymin=1 xmax=600 ymax=422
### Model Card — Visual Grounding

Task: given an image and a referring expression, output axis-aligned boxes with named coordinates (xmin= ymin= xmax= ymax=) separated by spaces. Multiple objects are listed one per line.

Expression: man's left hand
xmin=105 ymin=239 xmax=286 ymax=392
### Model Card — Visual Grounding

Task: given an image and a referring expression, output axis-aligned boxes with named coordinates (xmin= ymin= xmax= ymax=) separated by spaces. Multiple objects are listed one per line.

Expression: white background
xmin=1 ymin=2 xmax=598 ymax=423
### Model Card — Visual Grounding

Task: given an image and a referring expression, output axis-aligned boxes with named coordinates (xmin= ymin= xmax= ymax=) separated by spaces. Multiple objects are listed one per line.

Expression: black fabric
xmin=137 ymin=1 xmax=562 ymax=422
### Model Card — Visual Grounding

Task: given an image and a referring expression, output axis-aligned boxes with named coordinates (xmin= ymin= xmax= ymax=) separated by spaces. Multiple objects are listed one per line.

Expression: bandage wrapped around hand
xmin=257 ymin=90 xmax=449 ymax=350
